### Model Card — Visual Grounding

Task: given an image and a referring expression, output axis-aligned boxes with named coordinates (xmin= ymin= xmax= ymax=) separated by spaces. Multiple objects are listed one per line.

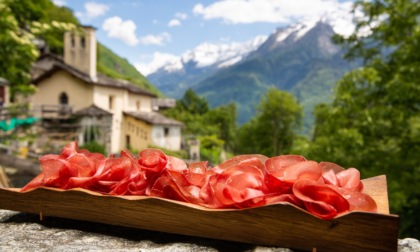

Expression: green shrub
xmin=80 ymin=141 xmax=106 ymax=155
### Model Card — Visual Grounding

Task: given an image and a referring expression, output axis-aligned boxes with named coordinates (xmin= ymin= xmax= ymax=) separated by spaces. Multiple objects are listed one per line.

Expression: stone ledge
xmin=0 ymin=210 xmax=418 ymax=251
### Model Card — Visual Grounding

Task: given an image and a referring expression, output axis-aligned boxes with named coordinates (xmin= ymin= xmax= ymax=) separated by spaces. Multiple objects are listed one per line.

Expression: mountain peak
xmin=253 ymin=20 xmax=338 ymax=57
xmin=150 ymin=35 xmax=268 ymax=77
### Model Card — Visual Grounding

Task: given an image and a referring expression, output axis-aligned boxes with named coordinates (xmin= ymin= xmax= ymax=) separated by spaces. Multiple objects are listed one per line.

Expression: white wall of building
xmin=151 ymin=125 xmax=181 ymax=151
xmin=92 ymin=85 xmax=126 ymax=153
xmin=127 ymin=93 xmax=153 ymax=112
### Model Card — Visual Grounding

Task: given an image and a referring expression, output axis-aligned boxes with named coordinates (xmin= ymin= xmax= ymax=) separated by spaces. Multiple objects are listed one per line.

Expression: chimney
xmin=64 ymin=26 xmax=97 ymax=81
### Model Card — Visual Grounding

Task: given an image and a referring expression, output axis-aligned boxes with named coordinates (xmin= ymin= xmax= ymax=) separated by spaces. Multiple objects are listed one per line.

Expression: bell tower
xmin=64 ymin=26 xmax=97 ymax=81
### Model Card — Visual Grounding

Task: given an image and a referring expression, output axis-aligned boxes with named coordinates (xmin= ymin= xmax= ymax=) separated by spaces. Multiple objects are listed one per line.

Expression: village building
xmin=29 ymin=26 xmax=183 ymax=154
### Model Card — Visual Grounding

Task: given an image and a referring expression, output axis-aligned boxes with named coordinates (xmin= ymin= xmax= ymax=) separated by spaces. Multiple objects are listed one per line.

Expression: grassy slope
xmin=97 ymin=43 xmax=161 ymax=96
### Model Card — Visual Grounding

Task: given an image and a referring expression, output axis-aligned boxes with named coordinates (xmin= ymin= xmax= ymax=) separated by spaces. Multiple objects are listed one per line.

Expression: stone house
xmin=29 ymin=26 xmax=182 ymax=154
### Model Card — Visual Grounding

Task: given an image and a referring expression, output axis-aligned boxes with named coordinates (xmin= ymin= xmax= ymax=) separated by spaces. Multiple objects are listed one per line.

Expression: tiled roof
xmin=74 ymin=104 xmax=113 ymax=116
xmin=152 ymin=98 xmax=176 ymax=110
xmin=0 ymin=77 xmax=9 ymax=86
xmin=31 ymin=59 xmax=157 ymax=98
xmin=124 ymin=111 xmax=184 ymax=127
xmin=37 ymin=52 xmax=64 ymax=62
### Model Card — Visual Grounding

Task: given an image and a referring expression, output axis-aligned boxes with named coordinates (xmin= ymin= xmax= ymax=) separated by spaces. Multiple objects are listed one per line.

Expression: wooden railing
xmin=1 ymin=104 xmax=75 ymax=122
xmin=34 ymin=104 xmax=73 ymax=119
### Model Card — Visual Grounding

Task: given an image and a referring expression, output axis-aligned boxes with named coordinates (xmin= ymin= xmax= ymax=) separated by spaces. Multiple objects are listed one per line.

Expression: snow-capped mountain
xmin=148 ymin=16 xmax=355 ymax=99
xmin=148 ymin=19 xmax=360 ymax=133
xmin=155 ymin=35 xmax=268 ymax=74
xmin=147 ymin=35 xmax=267 ymax=98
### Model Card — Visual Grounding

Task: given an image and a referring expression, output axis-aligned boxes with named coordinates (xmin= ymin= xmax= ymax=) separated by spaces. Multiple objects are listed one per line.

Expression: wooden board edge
xmin=0 ymin=181 xmax=399 ymax=252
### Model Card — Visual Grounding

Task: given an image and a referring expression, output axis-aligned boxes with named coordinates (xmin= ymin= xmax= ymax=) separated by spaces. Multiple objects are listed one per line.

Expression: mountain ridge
xmin=149 ymin=20 xmax=360 ymax=133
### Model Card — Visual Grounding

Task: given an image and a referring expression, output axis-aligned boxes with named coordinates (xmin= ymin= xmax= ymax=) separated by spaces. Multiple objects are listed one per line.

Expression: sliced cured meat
xmin=20 ymin=141 xmax=378 ymax=220
xmin=293 ymin=179 xmax=350 ymax=219
xmin=92 ymin=157 xmax=133 ymax=193
xmin=213 ymin=154 xmax=268 ymax=173
xmin=265 ymin=155 xmax=307 ymax=173
xmin=336 ymin=168 xmax=363 ymax=191
xmin=320 ymin=162 xmax=363 ymax=192
xmin=265 ymin=193 xmax=304 ymax=207
xmin=333 ymin=186 xmax=377 ymax=212
xmin=137 ymin=148 xmax=167 ymax=173
xmin=265 ymin=157 xmax=321 ymax=194
xmin=184 ymin=161 xmax=208 ymax=187
xmin=212 ymin=164 xmax=265 ymax=208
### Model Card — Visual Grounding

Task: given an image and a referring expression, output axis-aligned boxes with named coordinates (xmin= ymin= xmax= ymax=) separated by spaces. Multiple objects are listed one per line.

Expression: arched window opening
xmin=59 ymin=92 xmax=69 ymax=105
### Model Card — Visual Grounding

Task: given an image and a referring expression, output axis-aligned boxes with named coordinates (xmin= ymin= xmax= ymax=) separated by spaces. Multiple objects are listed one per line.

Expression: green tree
xmin=178 ymin=88 xmax=209 ymax=115
xmin=237 ymin=87 xmax=302 ymax=156
xmin=0 ymin=0 xmax=75 ymax=99
xmin=310 ymin=0 xmax=420 ymax=238
xmin=41 ymin=4 xmax=79 ymax=55
xmin=204 ymin=103 xmax=237 ymax=152
xmin=164 ymin=89 xmax=238 ymax=164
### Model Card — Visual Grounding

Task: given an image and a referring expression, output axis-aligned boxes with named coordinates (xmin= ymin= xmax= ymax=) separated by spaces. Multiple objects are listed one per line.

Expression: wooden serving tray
xmin=0 ymin=175 xmax=399 ymax=252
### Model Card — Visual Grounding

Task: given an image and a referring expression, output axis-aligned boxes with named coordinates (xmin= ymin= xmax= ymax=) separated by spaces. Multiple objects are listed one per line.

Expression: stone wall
xmin=0 ymin=210 xmax=419 ymax=251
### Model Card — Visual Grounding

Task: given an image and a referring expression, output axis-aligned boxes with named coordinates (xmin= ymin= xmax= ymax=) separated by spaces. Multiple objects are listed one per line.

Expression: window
xmin=126 ymin=135 xmax=131 ymax=149
xmin=164 ymin=127 xmax=169 ymax=137
xmin=71 ymin=35 xmax=75 ymax=47
xmin=81 ymin=36 xmax=86 ymax=48
xmin=59 ymin=92 xmax=68 ymax=105
xmin=136 ymin=100 xmax=140 ymax=110
xmin=108 ymin=95 xmax=114 ymax=110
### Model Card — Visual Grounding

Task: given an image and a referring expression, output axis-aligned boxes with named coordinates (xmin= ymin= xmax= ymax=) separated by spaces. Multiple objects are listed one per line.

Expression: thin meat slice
xmin=265 ymin=155 xmax=307 ymax=174
xmin=92 ymin=157 xmax=133 ymax=193
xmin=320 ymin=162 xmax=363 ymax=191
xmin=265 ymin=193 xmax=304 ymax=208
xmin=265 ymin=157 xmax=321 ymax=194
xmin=213 ymin=154 xmax=268 ymax=173
xmin=21 ymin=173 xmax=44 ymax=192
xmin=336 ymin=168 xmax=363 ymax=191
xmin=333 ymin=186 xmax=377 ymax=212
xmin=293 ymin=179 xmax=350 ymax=219
xmin=166 ymin=156 xmax=187 ymax=172
xmin=264 ymin=155 xmax=307 ymax=194
xmin=137 ymin=148 xmax=168 ymax=173
xmin=320 ymin=162 xmax=345 ymax=186
xmin=212 ymin=164 xmax=265 ymax=208
xmin=184 ymin=161 xmax=208 ymax=187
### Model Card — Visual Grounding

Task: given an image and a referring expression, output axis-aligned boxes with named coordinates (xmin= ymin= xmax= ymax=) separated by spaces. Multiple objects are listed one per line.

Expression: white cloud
xmin=85 ymin=2 xmax=109 ymax=18
xmin=168 ymin=19 xmax=181 ymax=27
xmin=135 ymin=52 xmax=181 ymax=76
xmin=175 ymin=12 xmax=188 ymax=20
xmin=52 ymin=0 xmax=66 ymax=7
xmin=76 ymin=2 xmax=109 ymax=21
xmin=168 ymin=12 xmax=187 ymax=27
xmin=102 ymin=16 xmax=139 ymax=46
xmin=139 ymin=32 xmax=171 ymax=46
xmin=193 ymin=0 xmax=353 ymax=25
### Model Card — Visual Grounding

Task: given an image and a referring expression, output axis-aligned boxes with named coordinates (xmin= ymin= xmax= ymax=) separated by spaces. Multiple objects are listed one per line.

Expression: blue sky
xmin=54 ymin=0 xmax=355 ymax=75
